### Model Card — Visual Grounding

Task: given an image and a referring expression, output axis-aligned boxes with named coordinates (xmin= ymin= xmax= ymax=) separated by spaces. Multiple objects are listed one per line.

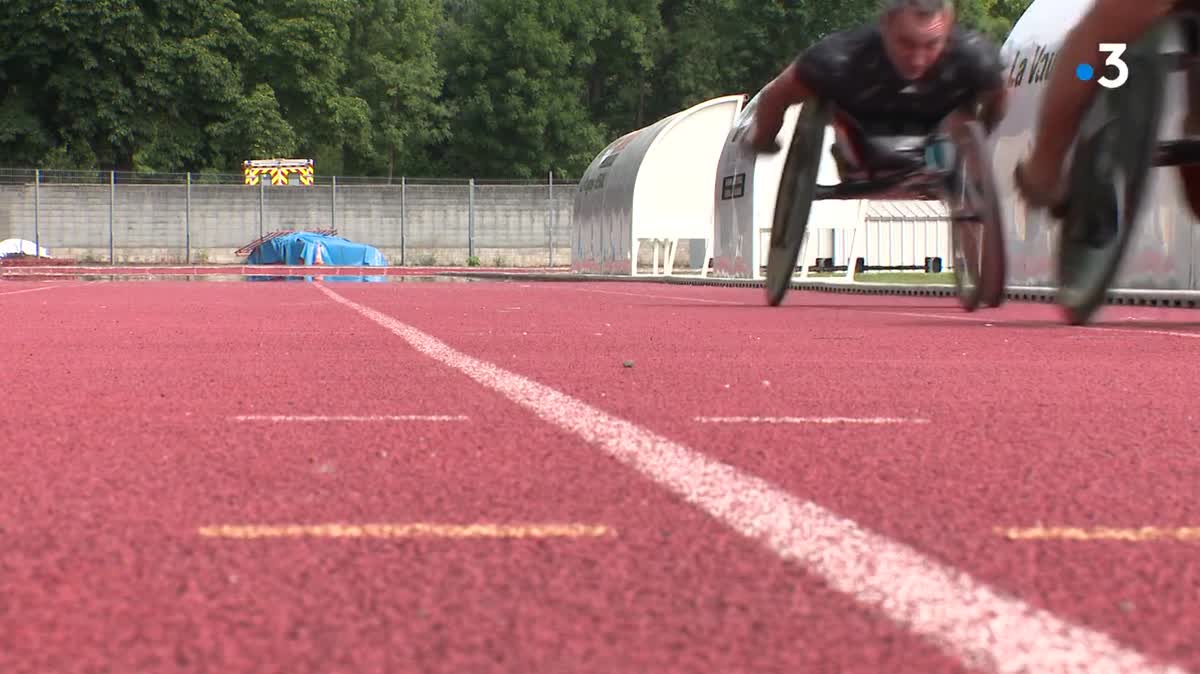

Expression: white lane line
xmin=315 ymin=281 xmax=1188 ymax=674
xmin=878 ymin=310 xmax=1200 ymax=339
xmin=233 ymin=414 xmax=468 ymax=422
xmin=1090 ymin=326 xmax=1200 ymax=339
xmin=575 ymin=287 xmax=1200 ymax=340
xmin=0 ymin=285 xmax=64 ymax=297
xmin=695 ymin=416 xmax=930 ymax=425
xmin=576 ymin=288 xmax=742 ymax=305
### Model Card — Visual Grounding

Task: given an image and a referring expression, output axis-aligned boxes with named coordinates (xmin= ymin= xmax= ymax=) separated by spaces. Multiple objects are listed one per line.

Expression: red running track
xmin=3 ymin=276 xmax=1200 ymax=673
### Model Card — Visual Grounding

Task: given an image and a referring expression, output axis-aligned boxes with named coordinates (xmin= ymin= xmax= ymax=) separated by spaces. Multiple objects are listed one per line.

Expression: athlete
xmin=1014 ymin=0 xmax=1200 ymax=216
xmin=747 ymin=0 xmax=1008 ymax=174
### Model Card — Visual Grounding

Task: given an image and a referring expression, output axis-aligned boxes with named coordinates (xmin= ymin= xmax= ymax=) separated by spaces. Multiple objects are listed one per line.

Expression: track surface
xmin=3 ymin=276 xmax=1200 ymax=673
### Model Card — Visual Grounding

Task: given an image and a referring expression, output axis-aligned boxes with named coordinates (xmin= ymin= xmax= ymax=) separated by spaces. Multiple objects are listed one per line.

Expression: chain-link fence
xmin=0 ymin=169 xmax=577 ymax=266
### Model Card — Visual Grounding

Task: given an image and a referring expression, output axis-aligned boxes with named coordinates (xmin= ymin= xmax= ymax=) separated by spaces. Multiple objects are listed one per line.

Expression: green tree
xmin=584 ymin=0 xmax=664 ymax=134
xmin=2 ymin=0 xmax=160 ymax=171
xmin=134 ymin=1 xmax=265 ymax=172
xmin=956 ymin=0 xmax=1034 ymax=43
xmin=344 ymin=0 xmax=450 ymax=179
xmin=437 ymin=0 xmax=609 ymax=179
xmin=240 ymin=0 xmax=370 ymax=173
xmin=0 ymin=0 xmax=1037 ymax=176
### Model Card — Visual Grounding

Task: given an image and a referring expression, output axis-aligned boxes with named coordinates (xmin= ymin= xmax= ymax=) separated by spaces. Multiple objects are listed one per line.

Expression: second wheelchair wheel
xmin=765 ymin=98 xmax=832 ymax=306
xmin=1055 ymin=22 xmax=1168 ymax=325
xmin=945 ymin=117 xmax=1007 ymax=311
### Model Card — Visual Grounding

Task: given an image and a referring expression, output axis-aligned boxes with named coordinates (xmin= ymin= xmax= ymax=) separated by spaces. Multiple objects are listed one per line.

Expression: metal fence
xmin=0 ymin=167 xmax=958 ymax=273
xmin=0 ymin=169 xmax=578 ymax=267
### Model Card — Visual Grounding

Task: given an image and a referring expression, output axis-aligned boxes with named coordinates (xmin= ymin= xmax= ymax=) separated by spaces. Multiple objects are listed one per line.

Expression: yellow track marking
xmin=198 ymin=523 xmax=615 ymax=539
xmin=995 ymin=526 xmax=1200 ymax=542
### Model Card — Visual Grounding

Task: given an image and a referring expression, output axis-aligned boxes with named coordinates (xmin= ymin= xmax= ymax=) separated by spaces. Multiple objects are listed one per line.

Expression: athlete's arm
xmin=962 ymin=32 xmax=1009 ymax=133
xmin=749 ymin=34 xmax=845 ymax=152
xmin=976 ymin=84 xmax=1008 ymax=133
xmin=749 ymin=63 xmax=815 ymax=152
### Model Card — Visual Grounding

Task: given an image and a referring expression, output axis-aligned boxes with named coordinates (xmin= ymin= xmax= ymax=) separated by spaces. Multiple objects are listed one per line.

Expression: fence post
xmin=468 ymin=178 xmax=475 ymax=261
xmin=922 ymin=219 xmax=930 ymax=271
xmin=185 ymin=172 xmax=191 ymax=264
xmin=33 ymin=169 xmax=40 ymax=257
xmin=331 ymin=175 xmax=337 ymax=231
xmin=400 ymin=176 xmax=407 ymax=266
xmin=258 ymin=177 xmax=265 ymax=241
xmin=109 ymin=170 xmax=115 ymax=265
xmin=548 ymin=171 xmax=554 ymax=268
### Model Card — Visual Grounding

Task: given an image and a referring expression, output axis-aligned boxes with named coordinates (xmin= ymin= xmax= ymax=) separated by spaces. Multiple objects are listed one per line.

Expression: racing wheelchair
xmin=762 ymin=99 xmax=1007 ymax=312
xmin=1052 ymin=8 xmax=1200 ymax=325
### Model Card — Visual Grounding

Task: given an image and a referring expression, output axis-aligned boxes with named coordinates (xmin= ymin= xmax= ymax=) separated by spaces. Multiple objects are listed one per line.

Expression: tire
xmin=950 ymin=212 xmax=983 ymax=312
xmin=765 ymin=98 xmax=833 ymax=306
xmin=1056 ymin=22 xmax=1168 ymax=325
xmin=945 ymin=118 xmax=1008 ymax=310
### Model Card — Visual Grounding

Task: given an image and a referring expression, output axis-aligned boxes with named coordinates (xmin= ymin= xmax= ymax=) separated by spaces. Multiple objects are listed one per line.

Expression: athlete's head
xmin=879 ymin=0 xmax=955 ymax=80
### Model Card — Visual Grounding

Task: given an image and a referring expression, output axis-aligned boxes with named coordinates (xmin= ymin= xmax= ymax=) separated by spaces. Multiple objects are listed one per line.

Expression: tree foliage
xmin=0 ymin=0 xmax=1033 ymax=179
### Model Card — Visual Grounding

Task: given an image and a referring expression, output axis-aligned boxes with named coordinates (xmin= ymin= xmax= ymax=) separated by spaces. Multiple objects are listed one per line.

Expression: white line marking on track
xmin=573 ymin=287 xmax=1200 ymax=340
xmin=695 ymin=416 xmax=930 ymax=425
xmin=315 ymin=281 xmax=1190 ymax=674
xmin=1093 ymin=327 xmax=1200 ymax=339
xmin=879 ymin=310 xmax=1200 ymax=339
xmin=0 ymin=285 xmax=63 ymax=297
xmin=233 ymin=414 xmax=468 ymax=422
xmin=577 ymin=288 xmax=742 ymax=304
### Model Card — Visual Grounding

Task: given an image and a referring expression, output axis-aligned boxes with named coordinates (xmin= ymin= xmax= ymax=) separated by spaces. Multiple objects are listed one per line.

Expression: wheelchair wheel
xmin=945 ymin=118 xmax=1007 ymax=311
xmin=1056 ymin=22 xmax=1169 ymax=325
xmin=766 ymin=98 xmax=833 ymax=306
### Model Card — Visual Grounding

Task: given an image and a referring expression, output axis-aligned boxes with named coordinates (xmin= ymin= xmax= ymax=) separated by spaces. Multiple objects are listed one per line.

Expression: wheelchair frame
xmin=764 ymin=101 xmax=1007 ymax=311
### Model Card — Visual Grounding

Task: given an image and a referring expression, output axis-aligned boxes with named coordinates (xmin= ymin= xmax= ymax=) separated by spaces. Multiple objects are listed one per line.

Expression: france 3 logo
xmin=1075 ymin=44 xmax=1129 ymax=89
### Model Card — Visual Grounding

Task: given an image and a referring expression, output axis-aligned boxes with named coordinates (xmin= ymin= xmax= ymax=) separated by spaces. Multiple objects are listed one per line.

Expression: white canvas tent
xmin=572 ymin=94 xmax=746 ymax=275
xmin=0 ymin=238 xmax=51 ymax=258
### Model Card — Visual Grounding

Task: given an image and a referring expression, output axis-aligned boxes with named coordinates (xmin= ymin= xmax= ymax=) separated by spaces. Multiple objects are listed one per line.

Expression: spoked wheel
xmin=765 ymin=98 xmax=832 ymax=306
xmin=944 ymin=117 xmax=1007 ymax=311
xmin=1056 ymin=23 xmax=1169 ymax=325
xmin=950 ymin=208 xmax=983 ymax=311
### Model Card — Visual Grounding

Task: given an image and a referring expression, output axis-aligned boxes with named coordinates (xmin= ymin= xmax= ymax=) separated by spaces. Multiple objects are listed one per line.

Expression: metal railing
xmin=1 ymin=168 xmax=964 ymax=274
xmin=0 ymin=169 xmax=578 ymax=267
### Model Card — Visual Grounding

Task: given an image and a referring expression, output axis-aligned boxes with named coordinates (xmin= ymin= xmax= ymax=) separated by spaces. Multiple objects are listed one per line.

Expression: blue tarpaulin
xmin=245 ymin=232 xmax=387 ymax=266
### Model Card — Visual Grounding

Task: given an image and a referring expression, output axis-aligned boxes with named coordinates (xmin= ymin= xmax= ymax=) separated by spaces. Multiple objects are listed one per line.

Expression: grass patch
xmin=854 ymin=271 xmax=955 ymax=285
xmin=795 ymin=271 xmax=955 ymax=285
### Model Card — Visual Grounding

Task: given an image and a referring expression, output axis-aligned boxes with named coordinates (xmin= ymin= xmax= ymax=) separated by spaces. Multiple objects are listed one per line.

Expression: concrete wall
xmin=0 ymin=178 xmax=575 ymax=266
